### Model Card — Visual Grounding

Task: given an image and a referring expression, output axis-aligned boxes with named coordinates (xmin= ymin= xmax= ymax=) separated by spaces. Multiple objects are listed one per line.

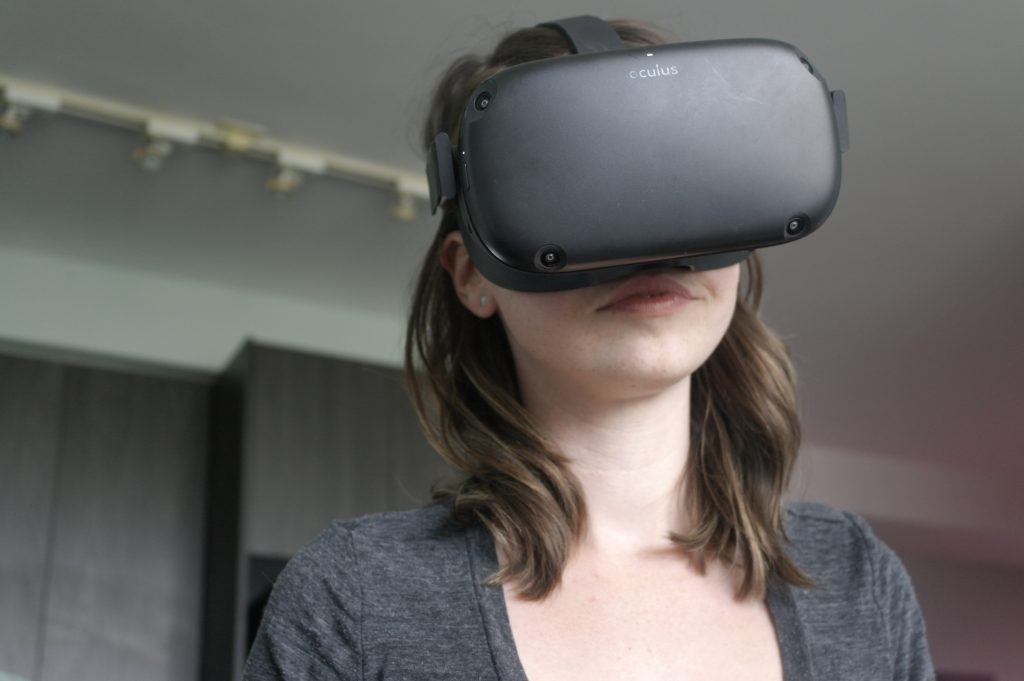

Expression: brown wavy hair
xmin=405 ymin=18 xmax=813 ymax=601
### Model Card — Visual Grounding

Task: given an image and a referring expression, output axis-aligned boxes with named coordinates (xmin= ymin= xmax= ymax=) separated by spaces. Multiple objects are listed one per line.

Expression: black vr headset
xmin=427 ymin=15 xmax=849 ymax=292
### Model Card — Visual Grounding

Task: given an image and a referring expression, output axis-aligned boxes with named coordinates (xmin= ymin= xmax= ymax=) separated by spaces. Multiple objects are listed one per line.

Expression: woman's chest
xmin=502 ymin=564 xmax=784 ymax=681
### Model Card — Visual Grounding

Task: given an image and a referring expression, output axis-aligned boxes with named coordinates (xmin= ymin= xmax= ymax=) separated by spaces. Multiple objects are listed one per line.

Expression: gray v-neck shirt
xmin=244 ymin=501 xmax=935 ymax=680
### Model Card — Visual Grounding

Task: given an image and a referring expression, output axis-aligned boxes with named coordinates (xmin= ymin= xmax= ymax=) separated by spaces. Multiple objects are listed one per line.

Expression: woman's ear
xmin=439 ymin=231 xmax=497 ymax=318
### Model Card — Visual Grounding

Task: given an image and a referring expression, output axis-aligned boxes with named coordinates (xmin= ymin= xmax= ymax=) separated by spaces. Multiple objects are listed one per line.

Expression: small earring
xmin=479 ymin=294 xmax=489 ymax=307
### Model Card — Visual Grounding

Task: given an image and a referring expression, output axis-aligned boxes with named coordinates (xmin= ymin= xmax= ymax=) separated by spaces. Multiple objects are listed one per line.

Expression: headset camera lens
xmin=475 ymin=92 xmax=492 ymax=111
xmin=535 ymin=245 xmax=566 ymax=271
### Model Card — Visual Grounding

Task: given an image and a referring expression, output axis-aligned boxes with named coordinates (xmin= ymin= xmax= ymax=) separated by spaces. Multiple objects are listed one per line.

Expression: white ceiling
xmin=1 ymin=0 xmax=1022 ymax=480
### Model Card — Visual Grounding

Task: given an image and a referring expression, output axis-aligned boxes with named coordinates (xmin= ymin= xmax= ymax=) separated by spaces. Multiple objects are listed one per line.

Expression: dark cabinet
xmin=0 ymin=341 xmax=446 ymax=681
xmin=0 ymin=356 xmax=64 ymax=680
xmin=0 ymin=354 xmax=209 ymax=681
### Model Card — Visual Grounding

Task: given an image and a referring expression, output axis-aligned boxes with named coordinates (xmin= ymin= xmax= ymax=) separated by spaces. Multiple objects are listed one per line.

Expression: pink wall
xmin=896 ymin=550 xmax=1024 ymax=681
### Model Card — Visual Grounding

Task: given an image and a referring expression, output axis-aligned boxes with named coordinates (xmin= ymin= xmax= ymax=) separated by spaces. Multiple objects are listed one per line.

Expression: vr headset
xmin=427 ymin=15 xmax=849 ymax=292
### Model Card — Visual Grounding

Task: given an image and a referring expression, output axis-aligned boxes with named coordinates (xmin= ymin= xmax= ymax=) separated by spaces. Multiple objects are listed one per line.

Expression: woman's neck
xmin=520 ymin=372 xmax=694 ymax=558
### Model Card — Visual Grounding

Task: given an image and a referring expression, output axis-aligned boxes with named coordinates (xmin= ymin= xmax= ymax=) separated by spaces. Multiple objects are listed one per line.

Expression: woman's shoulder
xmin=780 ymin=500 xmax=906 ymax=607
xmin=781 ymin=501 xmax=901 ymax=588
xmin=284 ymin=499 xmax=471 ymax=591
xmin=244 ymin=501 xmax=489 ymax=680
xmin=782 ymin=500 xmax=882 ymax=561
xmin=322 ymin=499 xmax=465 ymax=547
xmin=779 ymin=501 xmax=935 ymax=679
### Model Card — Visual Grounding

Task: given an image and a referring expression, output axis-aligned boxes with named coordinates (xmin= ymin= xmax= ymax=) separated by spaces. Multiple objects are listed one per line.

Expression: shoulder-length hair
xmin=405 ymin=18 xmax=813 ymax=601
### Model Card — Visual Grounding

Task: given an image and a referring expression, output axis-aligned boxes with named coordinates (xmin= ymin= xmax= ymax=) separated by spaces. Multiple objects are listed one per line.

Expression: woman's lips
xmin=597 ymin=272 xmax=695 ymax=314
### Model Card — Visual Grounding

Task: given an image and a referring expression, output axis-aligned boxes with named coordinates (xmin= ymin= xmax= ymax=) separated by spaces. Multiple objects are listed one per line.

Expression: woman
xmin=244 ymin=18 xmax=935 ymax=681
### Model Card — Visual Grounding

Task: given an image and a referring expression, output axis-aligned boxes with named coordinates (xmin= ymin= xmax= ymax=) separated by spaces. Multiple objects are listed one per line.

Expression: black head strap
xmin=536 ymin=15 xmax=624 ymax=54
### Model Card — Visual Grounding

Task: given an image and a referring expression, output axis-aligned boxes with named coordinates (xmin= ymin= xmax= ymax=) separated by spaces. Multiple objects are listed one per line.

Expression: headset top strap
xmin=536 ymin=15 xmax=624 ymax=54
